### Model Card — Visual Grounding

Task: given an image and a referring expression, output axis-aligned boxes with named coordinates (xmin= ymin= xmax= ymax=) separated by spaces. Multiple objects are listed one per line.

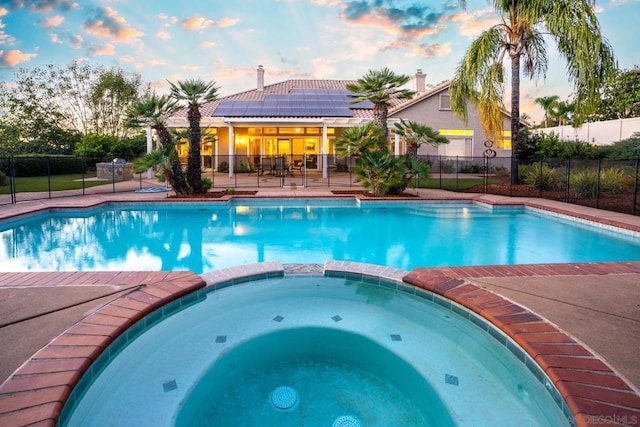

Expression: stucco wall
xmin=390 ymin=88 xmax=512 ymax=158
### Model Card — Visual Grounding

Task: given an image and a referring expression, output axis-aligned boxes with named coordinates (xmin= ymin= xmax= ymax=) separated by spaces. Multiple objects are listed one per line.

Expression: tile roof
xmin=174 ymin=79 xmax=413 ymax=120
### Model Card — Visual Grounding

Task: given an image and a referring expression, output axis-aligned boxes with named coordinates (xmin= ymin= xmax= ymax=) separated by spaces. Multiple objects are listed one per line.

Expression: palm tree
xmin=534 ymin=95 xmax=560 ymax=127
xmin=346 ymin=68 xmax=415 ymax=143
xmin=126 ymin=94 xmax=189 ymax=195
xmin=450 ymin=0 xmax=616 ymax=184
xmin=169 ymin=78 xmax=219 ymax=194
xmin=393 ymin=119 xmax=449 ymax=159
xmin=554 ymin=99 xmax=575 ymax=126
xmin=334 ymin=122 xmax=385 ymax=159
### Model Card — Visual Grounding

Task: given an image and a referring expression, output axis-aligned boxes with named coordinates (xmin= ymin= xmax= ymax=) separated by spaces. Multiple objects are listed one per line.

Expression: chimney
xmin=257 ymin=65 xmax=264 ymax=91
xmin=415 ymin=69 xmax=426 ymax=94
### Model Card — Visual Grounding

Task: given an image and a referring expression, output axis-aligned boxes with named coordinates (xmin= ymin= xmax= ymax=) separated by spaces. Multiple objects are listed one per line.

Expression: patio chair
xmin=261 ymin=157 xmax=273 ymax=175
xmin=273 ymin=156 xmax=289 ymax=176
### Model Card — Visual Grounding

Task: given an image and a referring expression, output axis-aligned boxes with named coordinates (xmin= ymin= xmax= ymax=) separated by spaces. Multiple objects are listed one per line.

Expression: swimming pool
xmin=59 ymin=274 xmax=572 ymax=426
xmin=1 ymin=199 xmax=638 ymax=273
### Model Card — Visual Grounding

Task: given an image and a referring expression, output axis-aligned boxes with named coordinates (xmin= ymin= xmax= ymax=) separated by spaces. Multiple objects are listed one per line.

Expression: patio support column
xmin=228 ymin=124 xmax=234 ymax=178
xmin=394 ymin=132 xmax=400 ymax=157
xmin=322 ymin=124 xmax=328 ymax=179
xmin=146 ymin=126 xmax=153 ymax=179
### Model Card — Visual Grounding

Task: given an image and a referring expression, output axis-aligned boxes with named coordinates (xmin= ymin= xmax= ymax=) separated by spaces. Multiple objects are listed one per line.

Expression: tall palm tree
xmin=450 ymin=0 xmax=616 ymax=184
xmin=127 ymin=94 xmax=189 ymax=195
xmin=169 ymin=78 xmax=219 ymax=194
xmin=554 ymin=99 xmax=575 ymax=126
xmin=346 ymin=68 xmax=415 ymax=143
xmin=534 ymin=95 xmax=560 ymax=127
xmin=393 ymin=118 xmax=449 ymax=159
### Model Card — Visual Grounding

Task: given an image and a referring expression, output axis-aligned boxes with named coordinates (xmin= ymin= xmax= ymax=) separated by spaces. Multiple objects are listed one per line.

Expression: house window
xmin=439 ymin=94 xmax=451 ymax=110
xmin=497 ymin=131 xmax=512 ymax=149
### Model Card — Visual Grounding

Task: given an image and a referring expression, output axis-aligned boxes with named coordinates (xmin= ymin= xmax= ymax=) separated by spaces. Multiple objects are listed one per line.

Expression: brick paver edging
xmin=0 ymin=271 xmax=206 ymax=426
xmin=403 ymin=264 xmax=640 ymax=427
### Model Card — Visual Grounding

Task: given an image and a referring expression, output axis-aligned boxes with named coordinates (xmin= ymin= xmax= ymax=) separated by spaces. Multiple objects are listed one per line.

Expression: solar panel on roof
xmin=212 ymin=87 xmax=369 ymax=117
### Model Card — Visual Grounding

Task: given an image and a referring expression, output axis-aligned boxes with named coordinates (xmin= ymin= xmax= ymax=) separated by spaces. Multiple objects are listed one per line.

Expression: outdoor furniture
xmin=260 ymin=157 xmax=273 ymax=175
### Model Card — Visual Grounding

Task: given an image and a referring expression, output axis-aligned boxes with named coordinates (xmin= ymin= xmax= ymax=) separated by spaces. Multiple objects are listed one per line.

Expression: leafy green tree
xmin=169 ymin=79 xmax=219 ymax=194
xmin=593 ymin=66 xmax=640 ymax=120
xmin=89 ymin=69 xmax=144 ymax=138
xmin=451 ymin=0 xmax=616 ymax=184
xmin=0 ymin=61 xmax=145 ymax=155
xmin=393 ymin=119 xmax=449 ymax=158
xmin=127 ymin=93 xmax=188 ymax=194
xmin=346 ymin=68 xmax=415 ymax=143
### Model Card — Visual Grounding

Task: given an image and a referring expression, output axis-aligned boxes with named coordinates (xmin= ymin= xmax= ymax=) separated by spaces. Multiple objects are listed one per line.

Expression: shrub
xmin=109 ymin=135 xmax=147 ymax=160
xmin=74 ymin=134 xmax=118 ymax=158
xmin=0 ymin=170 xmax=6 ymax=186
xmin=202 ymin=177 xmax=213 ymax=192
xmin=521 ymin=164 xmax=561 ymax=191
xmin=599 ymin=167 xmax=625 ymax=194
xmin=439 ymin=160 xmax=455 ymax=173
xmin=570 ymin=170 xmax=598 ymax=198
xmin=218 ymin=161 xmax=229 ymax=173
xmin=224 ymin=187 xmax=236 ymax=195
xmin=570 ymin=167 xmax=627 ymax=198
xmin=460 ymin=163 xmax=484 ymax=173
xmin=10 ymin=155 xmax=95 ymax=177
xmin=492 ymin=166 xmax=510 ymax=179
xmin=234 ymin=162 xmax=250 ymax=173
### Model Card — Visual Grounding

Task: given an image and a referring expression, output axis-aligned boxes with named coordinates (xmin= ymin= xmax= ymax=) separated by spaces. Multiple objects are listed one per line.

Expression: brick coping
xmin=402 ymin=263 xmax=640 ymax=427
xmin=1 ymin=263 xmax=639 ymax=426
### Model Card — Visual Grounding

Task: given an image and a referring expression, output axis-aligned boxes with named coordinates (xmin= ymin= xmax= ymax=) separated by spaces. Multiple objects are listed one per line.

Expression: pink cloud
xmin=0 ymin=49 xmax=36 ymax=67
xmin=43 ymin=14 xmax=64 ymax=28
xmin=83 ymin=6 xmax=144 ymax=41
xmin=181 ymin=15 xmax=239 ymax=31
xmin=156 ymin=30 xmax=171 ymax=40
xmin=88 ymin=43 xmax=115 ymax=56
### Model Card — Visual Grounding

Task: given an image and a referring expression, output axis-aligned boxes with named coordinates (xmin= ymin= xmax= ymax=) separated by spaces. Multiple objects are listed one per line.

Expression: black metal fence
xmin=1 ymin=155 xmax=638 ymax=216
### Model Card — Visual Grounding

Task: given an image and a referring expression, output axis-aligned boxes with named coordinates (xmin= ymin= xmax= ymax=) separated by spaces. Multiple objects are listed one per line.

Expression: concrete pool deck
xmin=0 ymin=187 xmax=639 ymax=426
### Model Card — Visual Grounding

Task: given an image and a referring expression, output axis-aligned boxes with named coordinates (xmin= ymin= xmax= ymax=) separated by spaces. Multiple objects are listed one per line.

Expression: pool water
xmin=0 ymin=199 xmax=638 ymax=273
xmin=60 ymin=276 xmax=571 ymax=426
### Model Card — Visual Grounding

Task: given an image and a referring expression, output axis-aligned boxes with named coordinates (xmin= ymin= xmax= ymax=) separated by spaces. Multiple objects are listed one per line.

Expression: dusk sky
xmin=0 ymin=0 xmax=638 ymax=123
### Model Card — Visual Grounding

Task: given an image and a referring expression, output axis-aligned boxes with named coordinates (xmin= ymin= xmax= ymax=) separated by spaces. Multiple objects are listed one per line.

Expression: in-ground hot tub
xmin=59 ymin=274 xmax=573 ymax=426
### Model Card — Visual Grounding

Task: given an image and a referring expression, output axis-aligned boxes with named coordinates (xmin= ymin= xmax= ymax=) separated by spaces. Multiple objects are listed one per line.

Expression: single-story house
xmin=163 ymin=66 xmax=513 ymax=177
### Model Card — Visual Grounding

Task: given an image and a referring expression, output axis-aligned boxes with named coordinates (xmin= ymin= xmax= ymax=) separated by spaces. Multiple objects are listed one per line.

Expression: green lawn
xmin=0 ymin=174 xmax=112 ymax=194
xmin=417 ymin=177 xmax=500 ymax=191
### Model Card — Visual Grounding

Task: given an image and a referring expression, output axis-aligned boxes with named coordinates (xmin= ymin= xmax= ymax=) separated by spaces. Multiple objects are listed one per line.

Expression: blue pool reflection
xmin=1 ymin=199 xmax=639 ymax=274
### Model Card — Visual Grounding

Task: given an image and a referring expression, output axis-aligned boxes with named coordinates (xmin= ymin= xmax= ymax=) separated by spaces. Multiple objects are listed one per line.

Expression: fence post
xmin=438 ymin=156 xmax=443 ymax=189
xmin=633 ymin=158 xmax=639 ymax=216
xmin=112 ymin=159 xmax=116 ymax=193
xmin=82 ymin=158 xmax=86 ymax=196
xmin=565 ymin=159 xmax=570 ymax=203
xmin=538 ymin=158 xmax=543 ymax=198
xmin=595 ymin=159 xmax=601 ymax=209
xmin=47 ymin=157 xmax=52 ymax=199
xmin=9 ymin=156 xmax=16 ymax=204
xmin=303 ymin=153 xmax=307 ymax=188
xmin=456 ymin=156 xmax=460 ymax=192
